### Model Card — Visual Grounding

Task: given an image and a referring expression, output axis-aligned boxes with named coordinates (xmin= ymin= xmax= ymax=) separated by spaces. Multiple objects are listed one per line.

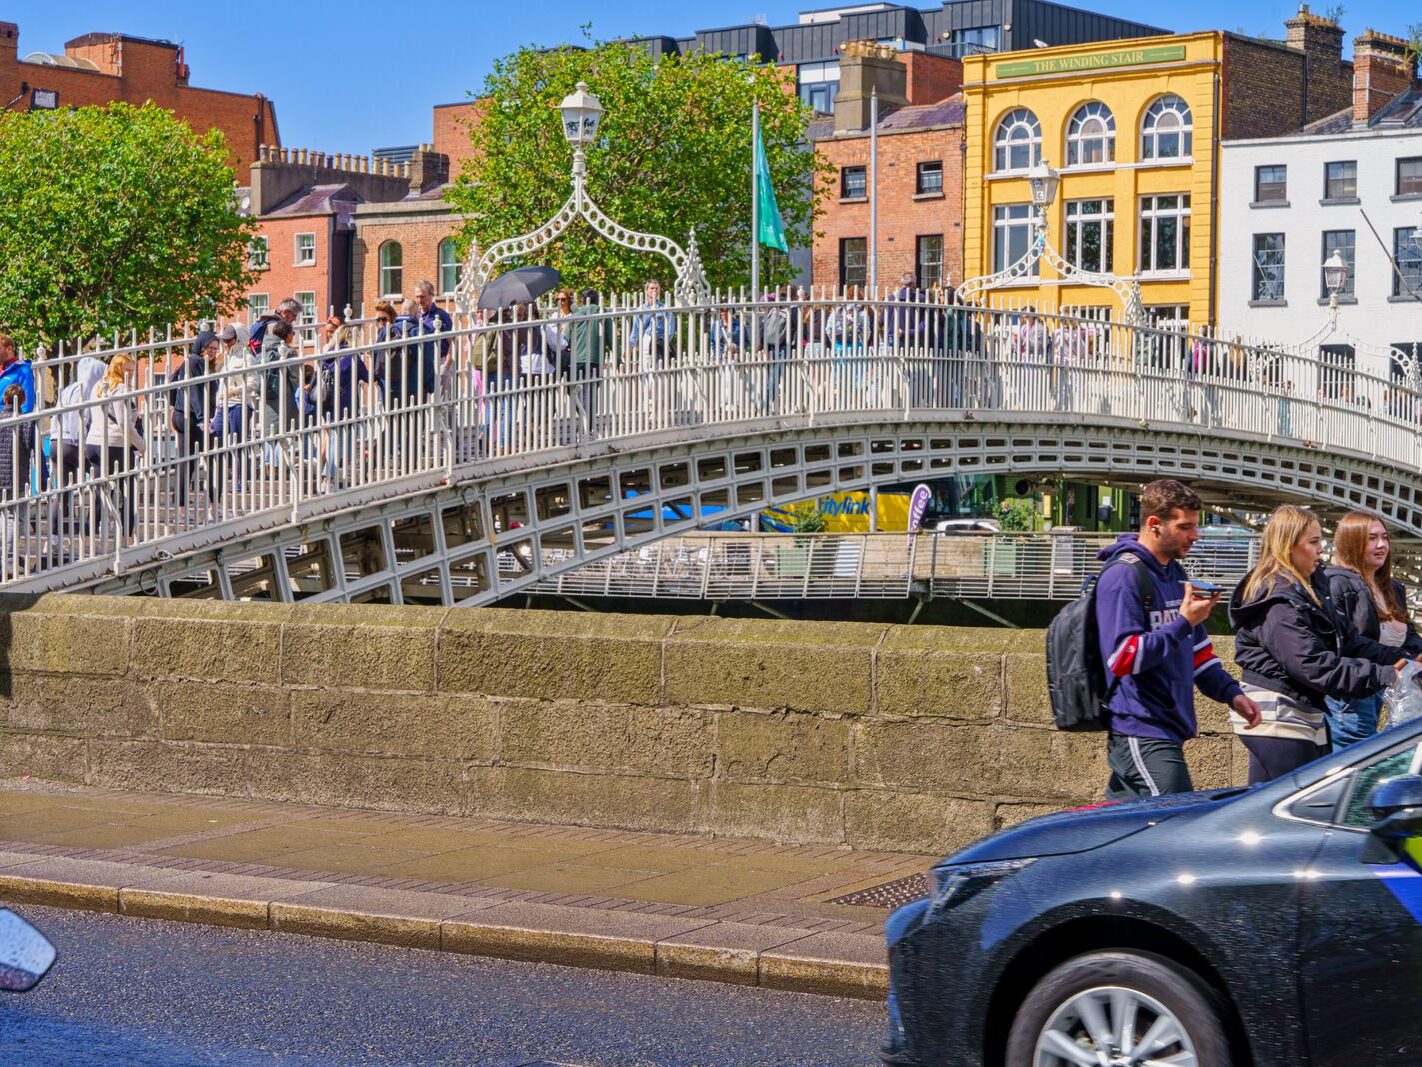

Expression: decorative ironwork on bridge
xmin=956 ymin=161 xmax=1146 ymax=325
xmin=454 ymin=82 xmax=710 ymax=311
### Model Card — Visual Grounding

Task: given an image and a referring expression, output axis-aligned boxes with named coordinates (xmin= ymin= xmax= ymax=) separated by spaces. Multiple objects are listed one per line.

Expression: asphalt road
xmin=0 ymin=906 xmax=885 ymax=1066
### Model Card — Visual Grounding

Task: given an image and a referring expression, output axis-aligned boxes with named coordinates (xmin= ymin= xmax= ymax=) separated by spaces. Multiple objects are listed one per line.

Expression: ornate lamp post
xmin=957 ymin=158 xmax=1144 ymax=324
xmin=1323 ymin=250 xmax=1348 ymax=326
xmin=455 ymin=82 xmax=709 ymax=312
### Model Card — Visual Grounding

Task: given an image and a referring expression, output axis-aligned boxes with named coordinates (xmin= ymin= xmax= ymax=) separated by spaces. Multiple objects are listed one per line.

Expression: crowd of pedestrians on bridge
xmin=0 ymin=278 xmax=1414 ymax=553
xmin=1086 ymin=478 xmax=1422 ymax=798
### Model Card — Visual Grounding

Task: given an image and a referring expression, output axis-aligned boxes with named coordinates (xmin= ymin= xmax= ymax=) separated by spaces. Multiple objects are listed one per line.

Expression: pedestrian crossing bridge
xmin=4 ymin=295 xmax=1420 ymax=606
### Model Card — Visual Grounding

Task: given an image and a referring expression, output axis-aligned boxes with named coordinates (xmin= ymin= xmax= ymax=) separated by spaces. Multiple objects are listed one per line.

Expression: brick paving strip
xmin=0 ymin=783 xmax=939 ymax=999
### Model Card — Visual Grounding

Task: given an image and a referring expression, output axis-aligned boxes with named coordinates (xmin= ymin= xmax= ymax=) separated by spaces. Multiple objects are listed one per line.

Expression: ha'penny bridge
xmin=3 ymin=293 xmax=1421 ymax=607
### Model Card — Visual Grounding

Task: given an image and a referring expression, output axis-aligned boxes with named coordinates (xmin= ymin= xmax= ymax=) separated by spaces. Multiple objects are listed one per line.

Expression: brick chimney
xmin=1353 ymin=30 xmax=1416 ymax=125
xmin=0 ymin=22 xmax=18 ymax=64
xmin=1284 ymin=5 xmax=1344 ymax=64
xmin=408 ymin=143 xmax=450 ymax=195
xmin=834 ymin=40 xmax=908 ymax=134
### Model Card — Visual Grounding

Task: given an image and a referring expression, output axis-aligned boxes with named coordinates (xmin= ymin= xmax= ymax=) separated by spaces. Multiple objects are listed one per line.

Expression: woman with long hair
xmin=1324 ymin=510 xmax=1422 ymax=746
xmin=1228 ymin=505 xmax=1405 ymax=783
xmin=83 ymin=353 xmax=146 ymax=535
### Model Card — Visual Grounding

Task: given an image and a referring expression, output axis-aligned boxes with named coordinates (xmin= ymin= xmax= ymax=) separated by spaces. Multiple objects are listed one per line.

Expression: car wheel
xmin=1004 ymin=950 xmax=1231 ymax=1067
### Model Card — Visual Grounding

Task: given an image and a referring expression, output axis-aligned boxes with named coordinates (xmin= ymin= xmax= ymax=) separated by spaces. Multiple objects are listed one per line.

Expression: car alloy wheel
xmin=1005 ymin=951 xmax=1230 ymax=1067
xmin=1034 ymin=985 xmax=1195 ymax=1067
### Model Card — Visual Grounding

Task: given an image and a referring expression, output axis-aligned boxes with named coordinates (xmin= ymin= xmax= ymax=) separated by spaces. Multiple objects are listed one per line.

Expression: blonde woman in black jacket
xmin=1227 ymin=505 xmax=1405 ymax=784
xmin=1324 ymin=510 xmax=1422 ymax=747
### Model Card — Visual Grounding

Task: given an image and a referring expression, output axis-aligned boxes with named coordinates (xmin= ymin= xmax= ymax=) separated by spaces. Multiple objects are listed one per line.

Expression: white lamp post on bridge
xmin=454 ymin=82 xmax=709 ymax=312
xmin=956 ymin=158 xmax=1145 ymax=324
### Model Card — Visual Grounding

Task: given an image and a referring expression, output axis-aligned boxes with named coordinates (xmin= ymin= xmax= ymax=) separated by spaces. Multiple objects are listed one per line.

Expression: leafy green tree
xmin=0 ymin=101 xmax=256 ymax=353
xmin=447 ymin=37 xmax=830 ymax=295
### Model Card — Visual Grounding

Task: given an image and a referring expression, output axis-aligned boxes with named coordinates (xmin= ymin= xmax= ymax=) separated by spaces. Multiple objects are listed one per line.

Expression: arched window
xmin=1066 ymin=102 xmax=1115 ymax=166
xmin=379 ymin=241 xmax=403 ymax=297
xmin=437 ymin=238 xmax=462 ymax=297
xmin=993 ymin=108 xmax=1041 ymax=172
xmin=1141 ymin=95 xmax=1193 ymax=161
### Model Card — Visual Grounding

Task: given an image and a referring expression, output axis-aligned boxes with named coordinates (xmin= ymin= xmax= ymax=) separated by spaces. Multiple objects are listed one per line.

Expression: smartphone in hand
xmin=1187 ymin=579 xmax=1223 ymax=595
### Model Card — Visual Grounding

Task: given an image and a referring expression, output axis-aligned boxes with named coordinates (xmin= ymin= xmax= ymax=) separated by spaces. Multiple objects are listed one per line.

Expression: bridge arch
xmin=6 ymin=296 xmax=1422 ymax=605
xmin=71 ymin=414 xmax=1422 ymax=606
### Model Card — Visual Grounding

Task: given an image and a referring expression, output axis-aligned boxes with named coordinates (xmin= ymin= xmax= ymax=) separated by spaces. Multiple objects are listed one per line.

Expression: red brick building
xmin=0 ymin=22 xmax=278 ymax=171
xmin=432 ymin=100 xmax=484 ymax=182
xmin=810 ymin=44 xmax=966 ymax=291
xmin=240 ymin=144 xmax=462 ymax=319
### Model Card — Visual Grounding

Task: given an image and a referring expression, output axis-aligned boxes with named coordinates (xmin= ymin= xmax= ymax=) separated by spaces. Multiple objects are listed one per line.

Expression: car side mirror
xmin=0 ymin=909 xmax=55 ymax=992
xmin=1367 ymin=775 xmax=1422 ymax=842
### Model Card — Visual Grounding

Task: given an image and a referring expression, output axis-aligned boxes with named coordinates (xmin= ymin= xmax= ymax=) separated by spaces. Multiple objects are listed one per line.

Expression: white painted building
xmin=1218 ymin=33 xmax=1421 ymax=380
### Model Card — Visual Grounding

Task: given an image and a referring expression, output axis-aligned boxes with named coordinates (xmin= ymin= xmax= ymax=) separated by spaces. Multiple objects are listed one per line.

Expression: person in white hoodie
xmin=84 ymin=353 xmax=145 ymax=534
xmin=45 ymin=355 xmax=105 ymax=539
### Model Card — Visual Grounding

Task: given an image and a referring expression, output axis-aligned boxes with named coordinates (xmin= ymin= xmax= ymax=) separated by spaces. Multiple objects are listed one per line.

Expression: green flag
xmin=754 ymin=112 xmax=789 ymax=254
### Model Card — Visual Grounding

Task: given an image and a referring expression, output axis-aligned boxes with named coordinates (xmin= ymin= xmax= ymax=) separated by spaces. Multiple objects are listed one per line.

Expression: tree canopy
xmin=446 ymin=37 xmax=829 ymax=295
xmin=0 ymin=101 xmax=255 ymax=353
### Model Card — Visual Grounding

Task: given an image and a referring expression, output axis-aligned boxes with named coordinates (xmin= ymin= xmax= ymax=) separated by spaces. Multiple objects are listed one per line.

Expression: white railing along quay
xmin=1 ymin=290 xmax=1420 ymax=591
xmin=515 ymin=530 xmax=1266 ymax=603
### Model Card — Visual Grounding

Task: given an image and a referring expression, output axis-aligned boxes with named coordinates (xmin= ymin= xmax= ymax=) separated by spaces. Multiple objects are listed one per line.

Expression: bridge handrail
xmin=0 ymin=291 xmax=1418 ymax=588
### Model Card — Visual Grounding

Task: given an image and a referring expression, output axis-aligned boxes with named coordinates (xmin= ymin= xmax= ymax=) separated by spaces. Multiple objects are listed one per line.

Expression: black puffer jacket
xmin=1323 ymin=565 xmax=1422 ymax=657
xmin=1228 ymin=569 xmax=1399 ymax=711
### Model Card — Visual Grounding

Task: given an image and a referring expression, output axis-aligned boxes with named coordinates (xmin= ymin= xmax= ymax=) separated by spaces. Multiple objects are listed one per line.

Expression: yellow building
xmin=962 ymin=15 xmax=1355 ymax=328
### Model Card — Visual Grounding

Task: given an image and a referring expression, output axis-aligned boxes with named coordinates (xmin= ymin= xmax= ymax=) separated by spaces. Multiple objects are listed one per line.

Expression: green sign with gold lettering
xmin=996 ymin=45 xmax=1187 ymax=79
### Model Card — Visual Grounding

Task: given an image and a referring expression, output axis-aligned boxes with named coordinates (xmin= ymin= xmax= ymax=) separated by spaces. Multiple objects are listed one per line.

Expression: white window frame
xmin=1251 ymin=233 xmax=1286 ymax=302
xmin=1140 ymin=95 xmax=1193 ymax=161
xmin=294 ymin=232 xmax=316 ymax=267
xmin=248 ymin=293 xmax=269 ymax=321
xmin=379 ymin=241 xmax=404 ymax=299
xmin=916 ymin=233 xmax=944 ymax=290
xmin=993 ymin=203 xmax=1038 ymax=275
xmin=994 ymin=108 xmax=1042 ymax=174
xmin=294 ymin=291 xmax=317 ymax=323
xmin=1395 ymin=227 xmax=1422 ymax=298
xmin=1324 ymin=160 xmax=1358 ymax=201
xmin=438 ymin=238 xmax=462 ymax=297
xmin=1064 ymin=198 xmax=1114 ymax=273
xmin=1065 ymin=102 xmax=1115 ymax=167
xmin=1138 ymin=193 xmax=1191 ymax=275
xmin=248 ymin=235 xmax=269 ymax=270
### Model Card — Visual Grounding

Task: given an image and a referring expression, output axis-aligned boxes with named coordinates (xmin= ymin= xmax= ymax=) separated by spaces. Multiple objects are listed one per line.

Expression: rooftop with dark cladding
xmin=807 ymin=94 xmax=966 ymax=139
xmin=1298 ymin=87 xmax=1422 ymax=135
xmin=267 ymin=184 xmax=363 ymax=218
xmin=605 ymin=1 xmax=1165 ymax=68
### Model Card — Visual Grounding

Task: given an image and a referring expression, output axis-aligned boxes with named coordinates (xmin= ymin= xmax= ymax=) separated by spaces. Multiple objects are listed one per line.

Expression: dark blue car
xmin=882 ymin=716 xmax=1422 ymax=1066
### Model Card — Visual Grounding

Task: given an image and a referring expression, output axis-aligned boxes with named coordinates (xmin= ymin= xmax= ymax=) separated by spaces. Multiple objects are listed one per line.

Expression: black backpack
xmin=1046 ymin=554 xmax=1155 ymax=731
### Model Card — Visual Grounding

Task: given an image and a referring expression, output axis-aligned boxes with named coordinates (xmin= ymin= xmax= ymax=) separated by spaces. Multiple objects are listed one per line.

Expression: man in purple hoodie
xmin=1095 ymin=479 xmax=1261 ymax=798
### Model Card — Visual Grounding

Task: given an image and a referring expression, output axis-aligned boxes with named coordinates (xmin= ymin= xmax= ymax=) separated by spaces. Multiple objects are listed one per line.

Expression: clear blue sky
xmin=14 ymin=1 xmax=1418 ymax=156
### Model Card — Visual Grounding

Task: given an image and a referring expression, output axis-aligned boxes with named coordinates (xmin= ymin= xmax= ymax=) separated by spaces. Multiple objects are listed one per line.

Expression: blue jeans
xmin=1325 ymin=691 xmax=1383 ymax=749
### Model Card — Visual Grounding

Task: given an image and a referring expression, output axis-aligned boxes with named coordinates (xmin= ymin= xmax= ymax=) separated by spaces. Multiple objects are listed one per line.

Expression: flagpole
xmin=751 ymin=96 xmax=761 ymax=300
xmin=869 ymin=86 xmax=878 ymax=294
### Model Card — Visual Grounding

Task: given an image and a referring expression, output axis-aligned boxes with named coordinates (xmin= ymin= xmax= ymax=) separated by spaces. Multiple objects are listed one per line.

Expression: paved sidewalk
xmin=0 ymin=783 xmax=936 ymax=999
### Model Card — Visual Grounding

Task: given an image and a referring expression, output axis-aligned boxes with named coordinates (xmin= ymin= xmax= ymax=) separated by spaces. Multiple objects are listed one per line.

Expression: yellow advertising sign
xmin=996 ymin=45 xmax=1187 ymax=79
xmin=762 ymin=492 xmax=913 ymax=533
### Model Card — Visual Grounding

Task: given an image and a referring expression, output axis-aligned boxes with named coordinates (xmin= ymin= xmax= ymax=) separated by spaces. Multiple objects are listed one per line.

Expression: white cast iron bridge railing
xmin=515 ymin=530 xmax=1267 ymax=605
xmin=4 ymin=291 xmax=1422 ymax=604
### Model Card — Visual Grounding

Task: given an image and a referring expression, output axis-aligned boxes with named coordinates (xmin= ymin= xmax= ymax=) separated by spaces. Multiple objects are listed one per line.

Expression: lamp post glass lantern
xmin=1027 ymin=161 xmax=1059 ymax=214
xmin=559 ymin=82 xmax=603 ymax=148
xmin=1323 ymin=250 xmax=1347 ymax=302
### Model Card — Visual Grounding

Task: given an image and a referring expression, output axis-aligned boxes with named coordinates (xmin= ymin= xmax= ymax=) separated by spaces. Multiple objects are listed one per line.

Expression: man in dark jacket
xmin=248 ymin=298 xmax=302 ymax=355
xmin=170 ymin=330 xmax=220 ymax=505
xmin=1094 ymin=479 xmax=1261 ymax=798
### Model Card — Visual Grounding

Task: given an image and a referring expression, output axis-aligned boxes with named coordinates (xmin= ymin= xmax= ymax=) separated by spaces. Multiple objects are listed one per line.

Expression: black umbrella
xmin=476 ymin=266 xmax=563 ymax=310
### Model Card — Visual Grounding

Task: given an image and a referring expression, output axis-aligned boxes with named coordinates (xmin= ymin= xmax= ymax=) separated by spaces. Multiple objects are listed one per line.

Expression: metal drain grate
xmin=828 ymin=872 xmax=929 ymax=909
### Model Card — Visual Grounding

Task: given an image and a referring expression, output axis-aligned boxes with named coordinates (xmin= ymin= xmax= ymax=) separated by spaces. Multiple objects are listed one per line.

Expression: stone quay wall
xmin=0 ymin=596 xmax=1249 ymax=855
